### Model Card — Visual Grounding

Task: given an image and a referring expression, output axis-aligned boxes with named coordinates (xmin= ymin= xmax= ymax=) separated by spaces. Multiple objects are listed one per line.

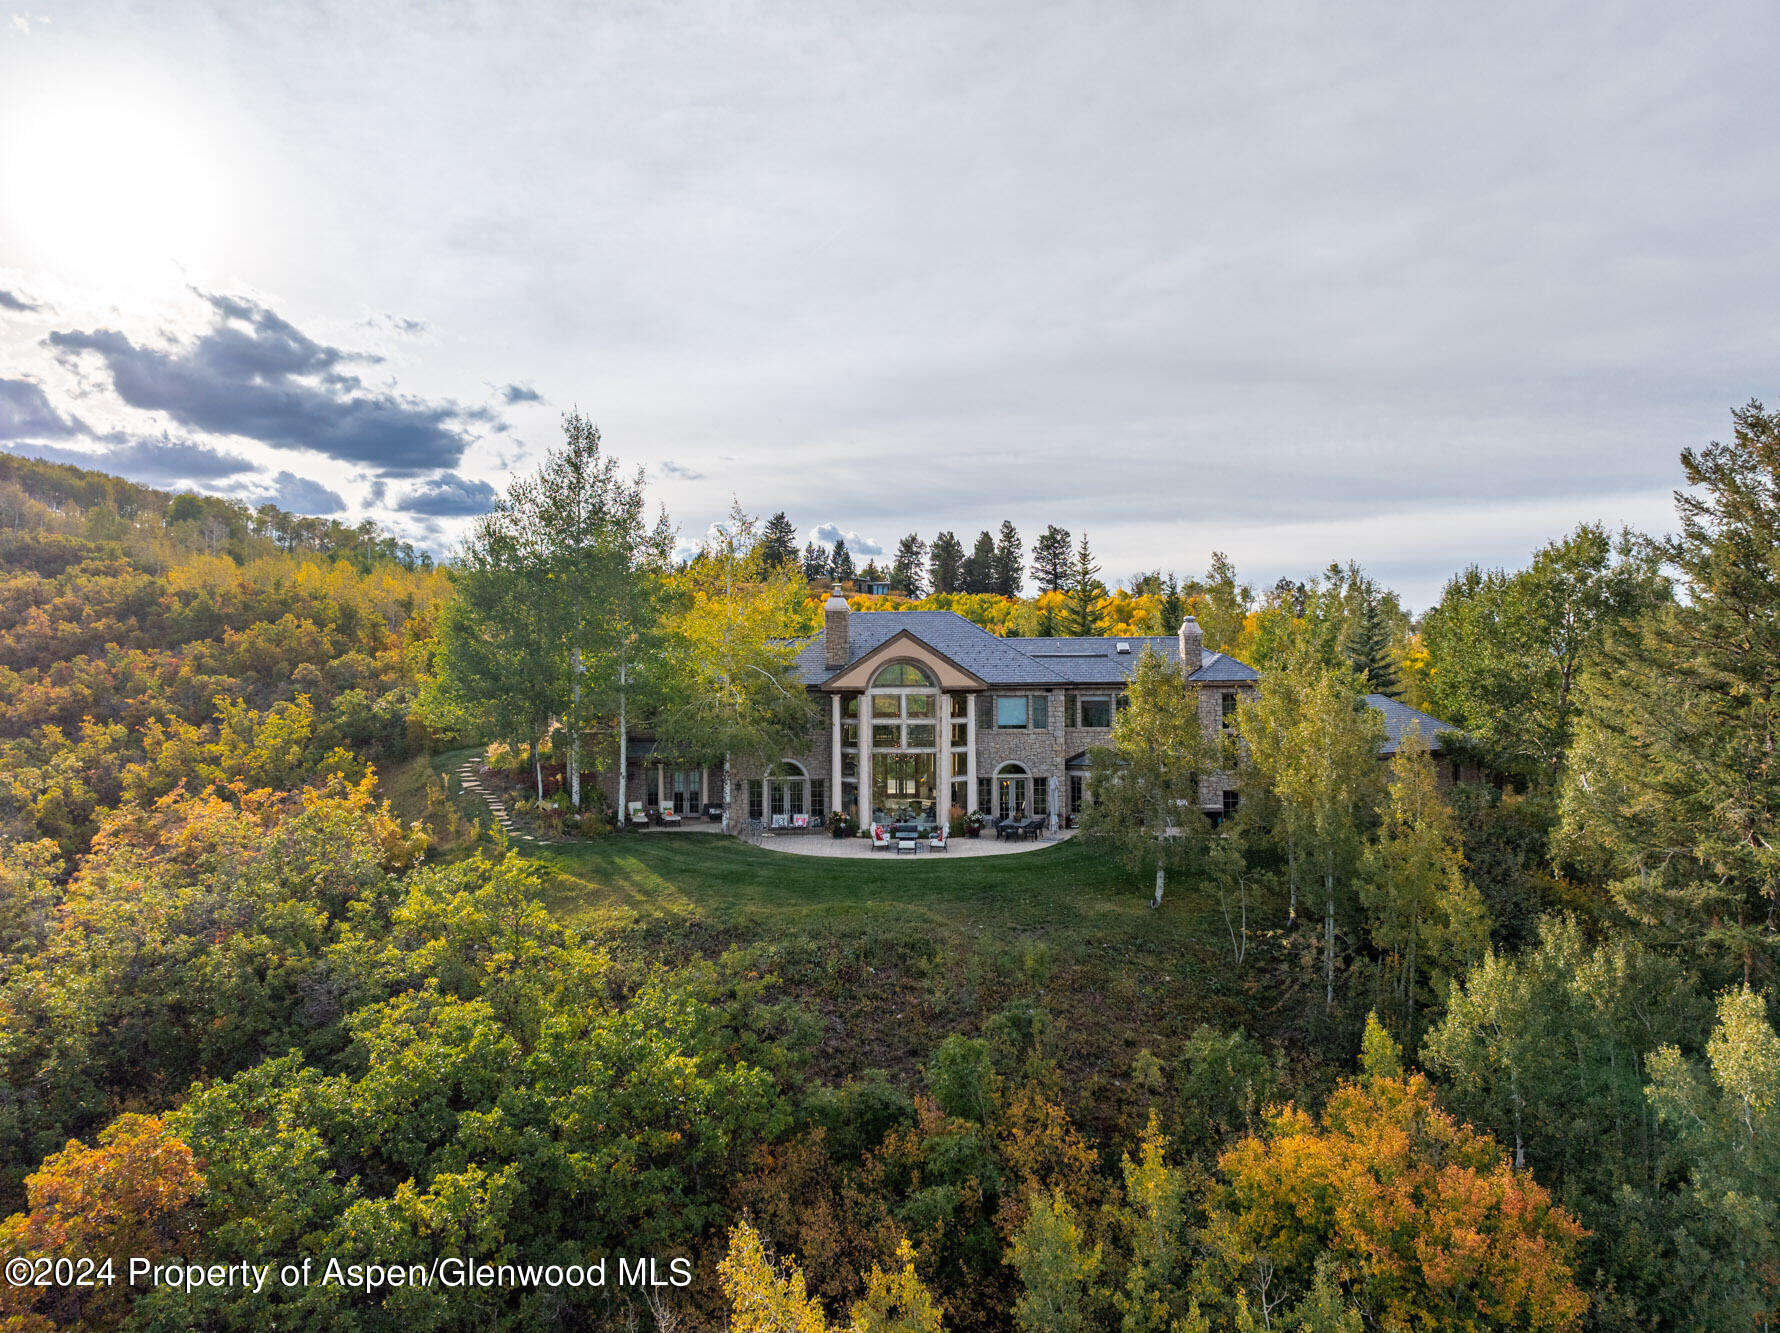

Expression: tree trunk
xmin=1152 ymin=862 xmax=1165 ymax=910
xmin=1287 ymin=833 xmax=1298 ymax=926
xmin=1324 ymin=852 xmax=1336 ymax=1008
xmin=534 ymin=733 xmax=543 ymax=802
xmin=617 ymin=653 xmax=629 ymax=830
xmin=723 ymin=752 xmax=733 ymax=834
xmin=569 ymin=647 xmax=583 ymax=810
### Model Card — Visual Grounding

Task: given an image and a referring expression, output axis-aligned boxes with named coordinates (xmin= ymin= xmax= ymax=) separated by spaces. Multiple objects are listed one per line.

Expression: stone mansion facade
xmin=620 ymin=594 xmax=1264 ymax=830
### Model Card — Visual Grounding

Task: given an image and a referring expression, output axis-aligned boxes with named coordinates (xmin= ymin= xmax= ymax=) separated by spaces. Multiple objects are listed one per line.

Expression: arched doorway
xmin=994 ymin=762 xmax=1029 ymax=820
xmin=766 ymin=760 xmax=809 ymax=826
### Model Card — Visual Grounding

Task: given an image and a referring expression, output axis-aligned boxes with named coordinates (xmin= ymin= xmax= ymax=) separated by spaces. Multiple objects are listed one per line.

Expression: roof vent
xmin=1116 ymin=641 xmax=1131 ymax=654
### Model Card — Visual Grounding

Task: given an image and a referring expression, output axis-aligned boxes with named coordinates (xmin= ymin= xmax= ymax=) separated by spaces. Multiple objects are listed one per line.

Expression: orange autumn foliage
xmin=0 ymin=1114 xmax=202 ymax=1332
xmin=1208 ymin=1071 xmax=1589 ymax=1332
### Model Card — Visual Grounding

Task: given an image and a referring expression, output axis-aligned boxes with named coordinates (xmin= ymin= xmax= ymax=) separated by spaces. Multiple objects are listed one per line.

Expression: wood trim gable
xmin=819 ymin=628 xmax=988 ymax=692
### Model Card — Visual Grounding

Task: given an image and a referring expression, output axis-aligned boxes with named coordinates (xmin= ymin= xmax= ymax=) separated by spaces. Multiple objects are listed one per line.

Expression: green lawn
xmin=383 ymin=749 xmax=1316 ymax=1129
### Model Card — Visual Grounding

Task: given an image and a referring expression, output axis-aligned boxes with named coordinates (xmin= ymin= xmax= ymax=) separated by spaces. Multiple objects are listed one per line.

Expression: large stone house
xmin=616 ymin=593 xmax=1260 ymax=829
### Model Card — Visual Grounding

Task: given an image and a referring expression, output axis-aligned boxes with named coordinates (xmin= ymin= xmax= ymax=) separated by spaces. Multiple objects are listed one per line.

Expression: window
xmin=872 ymin=724 xmax=900 ymax=749
xmin=906 ymin=723 xmax=937 ymax=749
xmin=905 ymin=692 xmax=934 ymax=718
xmin=872 ymin=694 xmax=902 ymax=718
xmin=978 ymin=776 xmax=992 ymax=810
xmin=1222 ymin=790 xmax=1240 ymax=815
xmin=842 ymin=722 xmax=859 ymax=747
xmin=948 ymin=692 xmax=971 ymax=720
xmin=951 ymin=751 xmax=968 ymax=776
xmin=1079 ymin=696 xmax=1113 ymax=729
xmin=811 ymin=779 xmax=826 ymax=813
xmin=842 ymin=695 xmax=859 ymax=718
xmin=1031 ymin=693 xmax=1049 ymax=730
xmin=1069 ymin=774 xmax=1084 ymax=812
xmin=748 ymin=780 xmax=763 ymax=820
xmin=951 ymin=721 xmax=967 ymax=748
xmin=996 ymin=696 xmax=1028 ymax=728
xmin=1221 ymin=692 xmax=1238 ymax=727
xmin=872 ymin=662 xmax=935 ymax=688
xmin=1033 ymin=780 xmax=1049 ymax=816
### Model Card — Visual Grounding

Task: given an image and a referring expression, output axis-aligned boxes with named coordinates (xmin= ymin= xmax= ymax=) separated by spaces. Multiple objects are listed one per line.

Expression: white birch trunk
xmin=569 ymin=647 xmax=582 ymax=809
xmin=617 ymin=652 xmax=628 ymax=828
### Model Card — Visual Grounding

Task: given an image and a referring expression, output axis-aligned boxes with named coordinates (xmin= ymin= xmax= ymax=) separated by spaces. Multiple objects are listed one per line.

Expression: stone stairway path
xmin=454 ymin=758 xmax=541 ymax=844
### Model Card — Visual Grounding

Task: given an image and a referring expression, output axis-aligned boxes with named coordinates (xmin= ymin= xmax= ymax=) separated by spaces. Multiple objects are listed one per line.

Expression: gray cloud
xmin=264 ymin=470 xmax=347 ymax=515
xmin=808 ymin=523 xmax=882 ymax=556
xmin=0 ymin=378 xmax=83 ymax=440
xmin=45 ymin=292 xmax=488 ymax=475
xmin=0 ymin=289 xmax=41 ymax=313
xmin=397 ymin=472 xmax=498 ymax=516
xmin=501 ymin=382 xmax=541 ymax=404
xmin=656 ymin=459 xmax=702 ymax=480
xmin=3 ymin=435 xmax=256 ymax=486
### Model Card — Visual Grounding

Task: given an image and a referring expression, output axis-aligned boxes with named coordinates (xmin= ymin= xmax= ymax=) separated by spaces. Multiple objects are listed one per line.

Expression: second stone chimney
xmin=1177 ymin=615 xmax=1203 ymax=677
xmin=824 ymin=590 xmax=850 ymax=668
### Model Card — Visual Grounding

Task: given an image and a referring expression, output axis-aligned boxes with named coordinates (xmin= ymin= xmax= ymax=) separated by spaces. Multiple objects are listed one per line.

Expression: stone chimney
xmin=1177 ymin=615 xmax=1203 ymax=677
xmin=824 ymin=590 xmax=850 ymax=668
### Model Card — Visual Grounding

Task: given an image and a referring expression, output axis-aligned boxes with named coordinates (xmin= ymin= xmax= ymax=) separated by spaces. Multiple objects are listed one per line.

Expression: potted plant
xmin=964 ymin=811 xmax=985 ymax=838
xmin=828 ymin=812 xmax=853 ymax=839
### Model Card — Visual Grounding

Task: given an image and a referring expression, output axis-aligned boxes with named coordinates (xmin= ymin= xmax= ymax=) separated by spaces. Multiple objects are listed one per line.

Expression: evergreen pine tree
xmin=1062 ymin=535 xmax=1102 ymax=637
xmin=1030 ymin=525 xmax=1073 ymax=592
xmin=891 ymin=533 xmax=927 ymax=596
xmin=962 ymin=530 xmax=997 ymax=594
xmin=757 ymin=511 xmax=798 ymax=572
xmin=929 ymin=531 xmax=965 ymax=594
xmin=802 ymin=540 xmax=829 ymax=581
xmin=993 ymin=520 xmax=1024 ymax=596
xmin=1343 ymin=583 xmax=1401 ymax=697
xmin=830 ymin=539 xmax=855 ymax=585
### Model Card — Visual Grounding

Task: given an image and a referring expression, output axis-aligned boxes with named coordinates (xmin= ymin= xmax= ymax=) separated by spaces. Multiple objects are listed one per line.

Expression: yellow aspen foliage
xmin=720 ymin=1221 xmax=947 ymax=1333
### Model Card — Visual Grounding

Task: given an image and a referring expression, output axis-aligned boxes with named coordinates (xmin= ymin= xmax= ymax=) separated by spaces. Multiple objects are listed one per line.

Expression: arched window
xmin=872 ymin=661 xmax=935 ymax=688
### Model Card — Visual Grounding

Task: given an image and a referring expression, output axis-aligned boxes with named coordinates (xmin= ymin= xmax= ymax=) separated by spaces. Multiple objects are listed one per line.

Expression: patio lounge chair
xmin=928 ymin=828 xmax=948 ymax=852
xmin=770 ymin=813 xmax=790 ymax=830
xmin=704 ymin=803 xmax=724 ymax=822
xmin=870 ymin=824 xmax=894 ymax=851
xmin=627 ymin=801 xmax=648 ymax=828
xmin=660 ymin=806 xmax=683 ymax=826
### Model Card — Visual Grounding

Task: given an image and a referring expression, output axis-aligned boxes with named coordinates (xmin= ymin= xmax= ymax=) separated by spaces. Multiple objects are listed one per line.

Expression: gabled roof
xmin=1367 ymin=694 xmax=1462 ymax=754
xmin=790 ymin=612 xmax=1260 ymax=688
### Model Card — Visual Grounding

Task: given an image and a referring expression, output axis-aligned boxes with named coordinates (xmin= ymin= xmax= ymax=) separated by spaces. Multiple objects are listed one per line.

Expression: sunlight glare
xmin=0 ymin=73 xmax=230 ymax=292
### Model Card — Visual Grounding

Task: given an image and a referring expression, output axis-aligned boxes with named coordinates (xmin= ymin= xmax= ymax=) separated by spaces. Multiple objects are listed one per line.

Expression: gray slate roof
xmin=1367 ymin=694 xmax=1461 ymax=753
xmin=791 ymin=612 xmax=1259 ymax=687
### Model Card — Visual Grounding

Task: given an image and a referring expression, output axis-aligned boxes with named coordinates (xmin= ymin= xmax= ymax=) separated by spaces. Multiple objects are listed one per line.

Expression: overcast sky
xmin=2 ymin=2 xmax=1776 ymax=606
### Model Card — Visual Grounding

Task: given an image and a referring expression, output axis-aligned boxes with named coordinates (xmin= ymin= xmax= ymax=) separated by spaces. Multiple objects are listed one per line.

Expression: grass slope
xmin=383 ymin=749 xmax=1324 ymax=1137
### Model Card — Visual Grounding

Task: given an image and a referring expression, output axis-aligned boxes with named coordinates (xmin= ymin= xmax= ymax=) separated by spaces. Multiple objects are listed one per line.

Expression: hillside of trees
xmin=0 ymin=403 xmax=1777 ymax=1330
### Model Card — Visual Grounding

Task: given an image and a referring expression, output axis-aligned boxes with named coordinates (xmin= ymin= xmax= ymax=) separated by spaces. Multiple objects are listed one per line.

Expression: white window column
xmin=966 ymin=692 xmax=978 ymax=813
xmin=939 ymin=692 xmax=953 ymax=833
xmin=858 ymin=705 xmax=873 ymax=827
xmin=830 ymin=693 xmax=843 ymax=814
